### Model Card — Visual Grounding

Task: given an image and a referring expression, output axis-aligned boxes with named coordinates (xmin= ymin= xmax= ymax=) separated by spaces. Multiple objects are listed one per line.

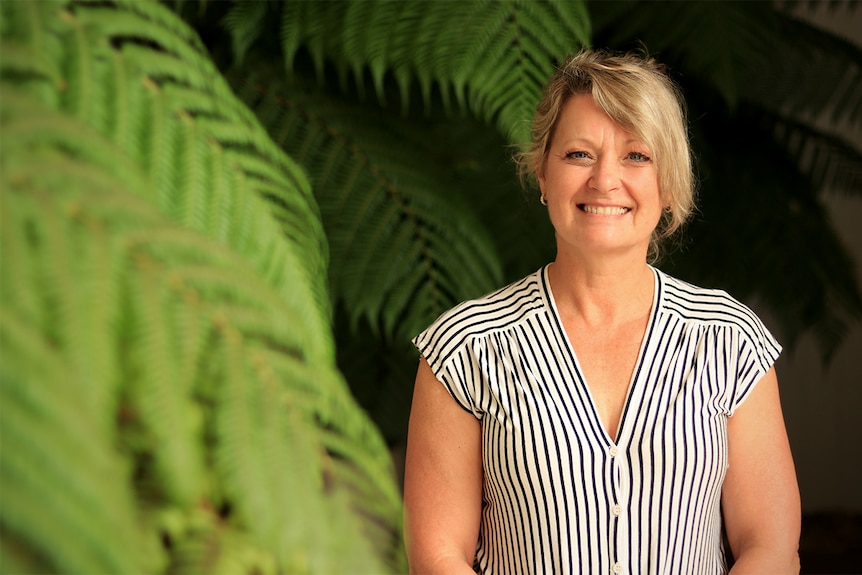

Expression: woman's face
xmin=538 ymin=94 xmax=662 ymax=261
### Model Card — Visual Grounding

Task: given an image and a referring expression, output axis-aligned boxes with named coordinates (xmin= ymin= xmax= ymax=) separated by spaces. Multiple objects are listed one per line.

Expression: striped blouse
xmin=412 ymin=265 xmax=781 ymax=575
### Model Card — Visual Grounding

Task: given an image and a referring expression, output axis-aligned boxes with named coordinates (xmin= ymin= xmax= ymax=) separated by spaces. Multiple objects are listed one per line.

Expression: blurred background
xmin=1 ymin=0 xmax=860 ymax=573
xmin=765 ymin=4 xmax=862 ymax=571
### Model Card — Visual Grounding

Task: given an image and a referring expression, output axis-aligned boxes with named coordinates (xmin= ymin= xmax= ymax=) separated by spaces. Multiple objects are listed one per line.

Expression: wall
xmin=773 ymin=3 xmax=862 ymax=513
xmin=778 ymin=196 xmax=862 ymax=512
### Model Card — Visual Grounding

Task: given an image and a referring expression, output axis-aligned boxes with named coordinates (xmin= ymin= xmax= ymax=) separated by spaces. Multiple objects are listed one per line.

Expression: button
xmin=612 ymin=504 xmax=622 ymax=516
xmin=609 ymin=445 xmax=619 ymax=457
xmin=613 ymin=563 xmax=623 ymax=574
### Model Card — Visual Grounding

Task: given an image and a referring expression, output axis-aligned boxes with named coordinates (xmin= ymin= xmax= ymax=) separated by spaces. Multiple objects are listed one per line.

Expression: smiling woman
xmin=403 ymin=49 xmax=801 ymax=575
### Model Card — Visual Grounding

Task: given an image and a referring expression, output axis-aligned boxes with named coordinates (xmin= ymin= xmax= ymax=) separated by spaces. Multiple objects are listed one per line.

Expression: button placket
xmin=608 ymin=442 xmax=627 ymax=575
xmin=607 ymin=443 xmax=621 ymax=572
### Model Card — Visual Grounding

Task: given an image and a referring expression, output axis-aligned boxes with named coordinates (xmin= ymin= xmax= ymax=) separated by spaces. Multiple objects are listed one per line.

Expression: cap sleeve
xmin=412 ymin=311 xmax=485 ymax=420
xmin=727 ymin=306 xmax=782 ymax=415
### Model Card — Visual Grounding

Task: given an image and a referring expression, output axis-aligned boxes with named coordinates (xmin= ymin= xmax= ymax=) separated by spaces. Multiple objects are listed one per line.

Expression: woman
xmin=403 ymin=50 xmax=800 ymax=574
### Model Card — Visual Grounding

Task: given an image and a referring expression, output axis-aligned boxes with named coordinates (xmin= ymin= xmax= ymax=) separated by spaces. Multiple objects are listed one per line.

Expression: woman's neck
xmin=548 ymin=252 xmax=655 ymax=328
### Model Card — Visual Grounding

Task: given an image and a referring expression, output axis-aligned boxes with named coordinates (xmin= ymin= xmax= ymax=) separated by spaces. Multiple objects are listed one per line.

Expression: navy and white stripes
xmin=412 ymin=265 xmax=781 ymax=575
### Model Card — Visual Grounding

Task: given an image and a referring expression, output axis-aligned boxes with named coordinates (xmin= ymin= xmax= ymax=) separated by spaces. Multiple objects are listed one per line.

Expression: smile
xmin=578 ymin=204 xmax=631 ymax=216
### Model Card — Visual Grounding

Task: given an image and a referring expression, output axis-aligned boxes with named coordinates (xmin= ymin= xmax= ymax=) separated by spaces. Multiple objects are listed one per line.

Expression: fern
xmin=68 ymin=3 xmax=332 ymax=336
xmin=222 ymin=0 xmax=590 ymax=143
xmin=0 ymin=200 xmax=144 ymax=573
xmin=234 ymin=70 xmax=505 ymax=341
xmin=1 ymin=0 xmax=404 ymax=573
xmin=188 ymin=1 xmax=590 ymax=346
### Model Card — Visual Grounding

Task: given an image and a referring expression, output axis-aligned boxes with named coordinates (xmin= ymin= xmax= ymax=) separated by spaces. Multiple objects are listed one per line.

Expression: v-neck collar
xmin=538 ymin=264 xmax=663 ymax=445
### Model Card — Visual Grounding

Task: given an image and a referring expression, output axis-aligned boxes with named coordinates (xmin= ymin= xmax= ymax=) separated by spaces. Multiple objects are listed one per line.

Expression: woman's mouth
xmin=578 ymin=204 xmax=631 ymax=215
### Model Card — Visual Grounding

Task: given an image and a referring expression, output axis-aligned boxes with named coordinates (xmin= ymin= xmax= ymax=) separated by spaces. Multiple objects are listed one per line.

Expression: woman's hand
xmin=723 ymin=367 xmax=801 ymax=574
xmin=403 ymin=358 xmax=483 ymax=574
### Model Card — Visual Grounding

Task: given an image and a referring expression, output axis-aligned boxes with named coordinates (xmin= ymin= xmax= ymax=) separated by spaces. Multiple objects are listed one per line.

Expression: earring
xmin=540 ymin=194 xmax=548 ymax=206
xmin=663 ymin=205 xmax=672 ymax=213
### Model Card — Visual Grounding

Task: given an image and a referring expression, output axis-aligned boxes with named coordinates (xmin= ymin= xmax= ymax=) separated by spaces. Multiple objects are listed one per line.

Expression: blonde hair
xmin=516 ymin=49 xmax=695 ymax=260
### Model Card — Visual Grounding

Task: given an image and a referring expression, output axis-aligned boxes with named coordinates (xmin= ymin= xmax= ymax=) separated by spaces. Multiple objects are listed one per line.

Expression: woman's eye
xmin=566 ymin=151 xmax=590 ymax=160
xmin=628 ymin=151 xmax=651 ymax=162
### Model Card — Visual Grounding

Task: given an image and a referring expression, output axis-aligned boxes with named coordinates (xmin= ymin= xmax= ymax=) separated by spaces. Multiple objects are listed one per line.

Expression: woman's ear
xmin=537 ymin=172 xmax=548 ymax=206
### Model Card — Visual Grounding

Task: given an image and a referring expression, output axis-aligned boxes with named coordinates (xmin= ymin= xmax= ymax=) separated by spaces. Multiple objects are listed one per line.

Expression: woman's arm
xmin=403 ymin=358 xmax=483 ymax=575
xmin=722 ymin=366 xmax=801 ymax=574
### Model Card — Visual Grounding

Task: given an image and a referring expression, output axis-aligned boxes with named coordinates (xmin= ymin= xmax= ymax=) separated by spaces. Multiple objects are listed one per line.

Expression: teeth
xmin=582 ymin=205 xmax=630 ymax=215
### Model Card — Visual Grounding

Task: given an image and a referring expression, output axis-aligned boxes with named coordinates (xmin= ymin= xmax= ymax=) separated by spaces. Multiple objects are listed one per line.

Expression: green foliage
xmin=194 ymin=0 xmax=590 ymax=344
xmin=233 ymin=70 xmax=505 ymax=342
xmin=0 ymin=0 xmax=403 ymax=573
xmin=231 ymin=0 xmax=591 ymax=143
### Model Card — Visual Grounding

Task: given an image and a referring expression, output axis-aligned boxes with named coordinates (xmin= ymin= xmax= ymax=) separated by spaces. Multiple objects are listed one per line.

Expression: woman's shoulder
xmin=413 ymin=268 xmax=547 ymax=357
xmin=656 ymin=269 xmax=775 ymax=339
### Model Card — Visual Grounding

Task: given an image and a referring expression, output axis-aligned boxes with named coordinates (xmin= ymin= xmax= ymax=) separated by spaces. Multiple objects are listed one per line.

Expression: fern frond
xmin=111 ymin=39 xmax=331 ymax=315
xmin=77 ymin=6 xmax=212 ymax=67
xmin=126 ymin=255 xmax=206 ymax=506
xmin=227 ymin=0 xmax=589 ymax=144
xmin=0 ymin=186 xmax=42 ymax=328
xmin=0 ymin=0 xmax=65 ymax=102
xmin=0 ymin=306 xmax=143 ymax=574
xmin=221 ymin=0 xmax=270 ymax=66
xmin=0 ymin=42 xmax=61 ymax=91
xmin=110 ymin=0 xmax=210 ymax=53
xmin=71 ymin=18 xmax=332 ymax=328
xmin=121 ymin=225 xmax=330 ymax=353
xmin=112 ymin=193 xmax=397 ymax=569
xmin=235 ymin=72 xmax=504 ymax=341
xmin=255 ymin=349 xmax=404 ymax=545
xmin=166 ymin=515 xmax=278 ymax=575
xmin=117 ymin=215 xmax=397 ymax=568
xmin=3 ymin=172 xmax=123 ymax=440
xmin=54 ymin=202 xmax=120 ymax=431
xmin=1 ymin=90 xmax=153 ymax=198
xmin=1 ymin=0 xmax=405 ymax=571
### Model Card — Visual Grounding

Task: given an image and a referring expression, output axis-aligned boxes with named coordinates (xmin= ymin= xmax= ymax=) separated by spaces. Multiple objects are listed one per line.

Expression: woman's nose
xmin=589 ymin=156 xmax=621 ymax=193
